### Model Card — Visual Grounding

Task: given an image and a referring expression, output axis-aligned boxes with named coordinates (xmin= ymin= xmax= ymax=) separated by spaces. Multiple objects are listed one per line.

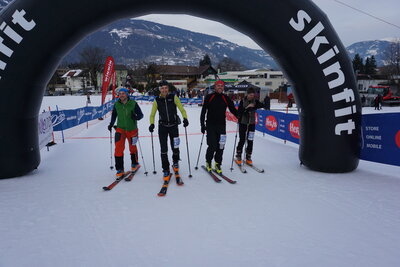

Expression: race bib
xmin=131 ymin=136 xmax=138 ymax=145
xmin=247 ymin=131 xmax=255 ymax=141
xmin=174 ymin=137 xmax=180 ymax=148
xmin=219 ymin=134 xmax=227 ymax=149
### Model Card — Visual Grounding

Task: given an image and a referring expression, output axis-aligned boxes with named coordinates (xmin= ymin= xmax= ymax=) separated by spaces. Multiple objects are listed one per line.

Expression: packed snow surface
xmin=1 ymin=95 xmax=399 ymax=267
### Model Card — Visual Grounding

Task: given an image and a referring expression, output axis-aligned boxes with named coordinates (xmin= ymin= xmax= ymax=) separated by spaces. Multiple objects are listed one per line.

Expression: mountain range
xmin=0 ymin=0 xmax=398 ymax=68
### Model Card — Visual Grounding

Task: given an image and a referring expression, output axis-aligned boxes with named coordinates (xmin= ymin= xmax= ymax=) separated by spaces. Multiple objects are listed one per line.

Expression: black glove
xmin=201 ymin=124 xmax=206 ymax=134
xmin=108 ymin=125 xmax=113 ymax=131
xmin=149 ymin=124 xmax=155 ymax=133
xmin=183 ymin=118 xmax=189 ymax=127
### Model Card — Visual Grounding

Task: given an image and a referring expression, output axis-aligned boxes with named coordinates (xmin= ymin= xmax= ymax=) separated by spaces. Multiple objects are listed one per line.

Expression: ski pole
xmin=184 ymin=127 xmax=192 ymax=178
xmin=151 ymin=132 xmax=157 ymax=174
xmin=194 ymin=133 xmax=205 ymax=170
xmin=137 ymin=137 xmax=148 ymax=176
xmin=109 ymin=129 xmax=114 ymax=170
xmin=230 ymin=123 xmax=239 ymax=171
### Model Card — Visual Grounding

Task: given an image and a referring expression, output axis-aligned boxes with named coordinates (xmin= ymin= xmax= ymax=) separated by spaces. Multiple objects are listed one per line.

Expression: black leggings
xmin=236 ymin=123 xmax=256 ymax=155
xmin=205 ymin=124 xmax=226 ymax=164
xmin=158 ymin=125 xmax=180 ymax=171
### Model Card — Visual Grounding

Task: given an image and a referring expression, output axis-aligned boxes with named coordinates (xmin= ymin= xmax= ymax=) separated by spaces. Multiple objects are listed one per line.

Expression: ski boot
xmin=116 ymin=169 xmax=125 ymax=180
xmin=172 ymin=162 xmax=179 ymax=173
xmin=235 ymin=151 xmax=243 ymax=165
xmin=214 ymin=162 xmax=222 ymax=175
xmin=131 ymin=163 xmax=140 ymax=172
xmin=172 ymin=162 xmax=184 ymax=186
xmin=205 ymin=161 xmax=212 ymax=172
xmin=163 ymin=169 xmax=171 ymax=182
xmin=245 ymin=154 xmax=253 ymax=165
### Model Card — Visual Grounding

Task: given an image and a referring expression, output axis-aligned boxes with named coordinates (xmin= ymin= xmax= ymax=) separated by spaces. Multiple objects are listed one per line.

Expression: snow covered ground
xmin=1 ymin=95 xmax=400 ymax=267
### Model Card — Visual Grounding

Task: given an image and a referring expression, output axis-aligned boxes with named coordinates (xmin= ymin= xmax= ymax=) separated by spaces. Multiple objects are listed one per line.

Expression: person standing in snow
xmin=108 ymin=88 xmax=144 ymax=178
xmin=149 ymin=80 xmax=189 ymax=179
xmin=200 ymin=80 xmax=238 ymax=174
xmin=235 ymin=87 xmax=264 ymax=165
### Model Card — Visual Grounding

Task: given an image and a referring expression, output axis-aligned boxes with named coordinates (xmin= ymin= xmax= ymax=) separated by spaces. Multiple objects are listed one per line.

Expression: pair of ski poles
xmin=109 ymin=127 xmax=193 ymax=177
xmin=108 ymin=127 xmax=148 ymax=176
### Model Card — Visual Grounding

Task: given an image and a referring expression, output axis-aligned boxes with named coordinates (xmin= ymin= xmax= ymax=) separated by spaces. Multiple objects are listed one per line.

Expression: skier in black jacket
xmin=200 ymin=80 xmax=238 ymax=174
xmin=235 ymin=87 xmax=264 ymax=165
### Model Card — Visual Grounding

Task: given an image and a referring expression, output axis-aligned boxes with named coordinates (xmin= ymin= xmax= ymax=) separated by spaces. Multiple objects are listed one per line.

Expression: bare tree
xmin=383 ymin=39 xmax=400 ymax=78
xmin=217 ymin=57 xmax=246 ymax=72
xmin=79 ymin=46 xmax=107 ymax=91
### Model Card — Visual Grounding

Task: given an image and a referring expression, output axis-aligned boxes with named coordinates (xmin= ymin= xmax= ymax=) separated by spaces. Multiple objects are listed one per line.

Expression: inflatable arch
xmin=0 ymin=0 xmax=361 ymax=178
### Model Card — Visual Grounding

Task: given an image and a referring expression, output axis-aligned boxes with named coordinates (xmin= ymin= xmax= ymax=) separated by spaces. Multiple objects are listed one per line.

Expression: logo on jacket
xmin=265 ymin=116 xmax=278 ymax=131
xmin=289 ymin=120 xmax=300 ymax=139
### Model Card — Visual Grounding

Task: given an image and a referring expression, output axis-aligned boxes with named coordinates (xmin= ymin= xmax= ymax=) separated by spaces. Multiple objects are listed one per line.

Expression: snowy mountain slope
xmin=1 ymin=96 xmax=399 ymax=267
xmin=346 ymin=39 xmax=397 ymax=66
xmin=62 ymin=19 xmax=277 ymax=69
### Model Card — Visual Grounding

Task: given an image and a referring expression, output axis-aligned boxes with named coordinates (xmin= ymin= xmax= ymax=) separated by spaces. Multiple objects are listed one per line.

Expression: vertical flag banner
xmin=101 ymin=56 xmax=115 ymax=105
xmin=111 ymin=71 xmax=117 ymax=100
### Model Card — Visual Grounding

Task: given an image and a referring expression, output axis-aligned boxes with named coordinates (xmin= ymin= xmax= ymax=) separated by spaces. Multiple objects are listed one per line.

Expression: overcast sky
xmin=136 ymin=0 xmax=400 ymax=49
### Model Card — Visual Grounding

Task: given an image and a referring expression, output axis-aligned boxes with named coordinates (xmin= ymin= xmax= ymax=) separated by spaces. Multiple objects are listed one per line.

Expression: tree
xmin=384 ymin=39 xmax=400 ymax=77
xmin=199 ymin=54 xmax=212 ymax=66
xmin=364 ymin=56 xmax=377 ymax=75
xmin=79 ymin=46 xmax=107 ymax=91
xmin=217 ymin=57 xmax=245 ymax=72
xmin=352 ymin=53 xmax=364 ymax=74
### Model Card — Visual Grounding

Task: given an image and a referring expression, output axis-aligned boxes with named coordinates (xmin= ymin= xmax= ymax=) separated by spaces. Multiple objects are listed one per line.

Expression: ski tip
xmin=157 ymin=193 xmax=166 ymax=197
xmin=102 ymin=187 xmax=110 ymax=191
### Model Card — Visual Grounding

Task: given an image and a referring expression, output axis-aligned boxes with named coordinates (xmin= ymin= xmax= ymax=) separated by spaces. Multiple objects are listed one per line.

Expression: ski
xmin=157 ymin=174 xmax=173 ymax=197
xmin=245 ymin=163 xmax=265 ymax=173
xmin=235 ymin=161 xmax=247 ymax=173
xmin=103 ymin=171 xmax=132 ymax=191
xmin=124 ymin=165 xmax=141 ymax=181
xmin=212 ymin=170 xmax=237 ymax=184
xmin=201 ymin=165 xmax=221 ymax=183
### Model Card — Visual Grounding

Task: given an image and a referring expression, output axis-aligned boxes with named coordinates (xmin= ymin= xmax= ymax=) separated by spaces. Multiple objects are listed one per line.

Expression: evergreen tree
xmin=352 ymin=53 xmax=364 ymax=74
xmin=364 ymin=56 xmax=377 ymax=75
xmin=199 ymin=54 xmax=212 ymax=66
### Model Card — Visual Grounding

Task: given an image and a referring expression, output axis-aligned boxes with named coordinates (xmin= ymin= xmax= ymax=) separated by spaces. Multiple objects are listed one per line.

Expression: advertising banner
xmin=101 ymin=56 xmax=115 ymax=105
xmin=360 ymin=113 xmax=400 ymax=166
xmin=51 ymin=100 xmax=115 ymax=131
xmin=38 ymin=111 xmax=53 ymax=149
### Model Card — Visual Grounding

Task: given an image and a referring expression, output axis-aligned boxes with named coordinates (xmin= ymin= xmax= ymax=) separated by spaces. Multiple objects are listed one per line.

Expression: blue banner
xmin=360 ymin=113 xmax=400 ymax=166
xmin=255 ymin=110 xmax=400 ymax=167
xmin=51 ymin=100 xmax=115 ymax=131
xmin=131 ymin=95 xmax=202 ymax=104
xmin=255 ymin=110 xmax=300 ymax=144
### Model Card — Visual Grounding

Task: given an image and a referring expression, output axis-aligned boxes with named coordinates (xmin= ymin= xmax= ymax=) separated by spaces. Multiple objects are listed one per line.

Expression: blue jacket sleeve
xmin=133 ymin=103 xmax=144 ymax=121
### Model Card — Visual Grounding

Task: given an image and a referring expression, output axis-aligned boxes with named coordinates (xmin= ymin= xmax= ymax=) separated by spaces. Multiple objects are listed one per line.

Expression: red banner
xmin=101 ymin=56 xmax=115 ymax=105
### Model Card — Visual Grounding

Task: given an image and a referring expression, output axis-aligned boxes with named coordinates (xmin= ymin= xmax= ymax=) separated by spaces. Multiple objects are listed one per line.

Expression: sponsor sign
xmin=38 ymin=111 xmax=53 ymax=149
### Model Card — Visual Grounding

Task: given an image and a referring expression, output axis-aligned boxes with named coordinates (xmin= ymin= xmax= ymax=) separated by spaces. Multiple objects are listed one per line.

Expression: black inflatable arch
xmin=0 ymin=0 xmax=361 ymax=178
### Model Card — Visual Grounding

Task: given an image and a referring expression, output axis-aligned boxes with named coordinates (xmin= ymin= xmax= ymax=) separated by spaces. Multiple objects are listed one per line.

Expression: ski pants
xmin=158 ymin=124 xmax=180 ymax=171
xmin=205 ymin=124 xmax=226 ymax=164
xmin=236 ymin=123 xmax=256 ymax=156
xmin=114 ymin=128 xmax=138 ymax=170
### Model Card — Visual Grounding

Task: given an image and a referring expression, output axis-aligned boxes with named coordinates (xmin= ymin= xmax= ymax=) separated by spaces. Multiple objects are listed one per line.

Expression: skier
xmin=149 ymin=80 xmax=189 ymax=181
xmin=200 ymin=80 xmax=238 ymax=174
xmin=108 ymin=88 xmax=144 ymax=178
xmin=235 ymin=87 xmax=264 ymax=165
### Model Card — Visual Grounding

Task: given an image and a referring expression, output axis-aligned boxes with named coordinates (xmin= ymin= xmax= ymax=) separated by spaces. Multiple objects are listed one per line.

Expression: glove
xmin=201 ymin=124 xmax=206 ymax=134
xmin=149 ymin=124 xmax=155 ymax=133
xmin=183 ymin=118 xmax=189 ymax=127
xmin=107 ymin=125 xmax=113 ymax=131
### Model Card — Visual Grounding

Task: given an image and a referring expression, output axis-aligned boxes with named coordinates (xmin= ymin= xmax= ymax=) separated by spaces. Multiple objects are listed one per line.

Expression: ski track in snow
xmin=0 ymin=95 xmax=399 ymax=267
